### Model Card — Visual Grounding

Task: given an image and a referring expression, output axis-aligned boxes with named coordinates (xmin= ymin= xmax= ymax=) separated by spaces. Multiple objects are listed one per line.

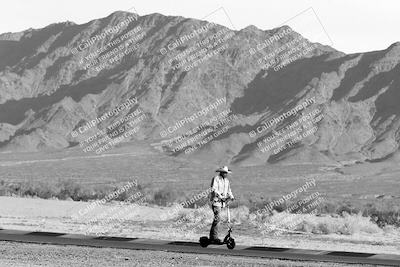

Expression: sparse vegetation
xmin=1 ymin=178 xmax=399 ymax=232
xmin=0 ymin=179 xmax=142 ymax=202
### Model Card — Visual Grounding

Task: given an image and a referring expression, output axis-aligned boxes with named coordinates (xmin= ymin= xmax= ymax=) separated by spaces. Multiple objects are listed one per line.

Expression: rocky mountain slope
xmin=0 ymin=11 xmax=399 ymax=166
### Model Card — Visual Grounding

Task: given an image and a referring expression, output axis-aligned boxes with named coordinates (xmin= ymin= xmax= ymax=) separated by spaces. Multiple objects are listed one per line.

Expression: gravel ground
xmin=0 ymin=241 xmax=383 ymax=267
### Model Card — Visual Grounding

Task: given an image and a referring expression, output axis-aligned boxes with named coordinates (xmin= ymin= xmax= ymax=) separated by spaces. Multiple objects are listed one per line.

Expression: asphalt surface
xmin=0 ymin=229 xmax=399 ymax=266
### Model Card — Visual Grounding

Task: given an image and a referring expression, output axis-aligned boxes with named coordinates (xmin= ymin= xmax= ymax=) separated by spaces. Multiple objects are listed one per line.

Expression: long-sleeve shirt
xmin=210 ymin=175 xmax=234 ymax=207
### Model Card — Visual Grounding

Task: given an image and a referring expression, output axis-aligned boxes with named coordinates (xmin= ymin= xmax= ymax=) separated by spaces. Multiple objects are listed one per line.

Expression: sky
xmin=1 ymin=0 xmax=399 ymax=54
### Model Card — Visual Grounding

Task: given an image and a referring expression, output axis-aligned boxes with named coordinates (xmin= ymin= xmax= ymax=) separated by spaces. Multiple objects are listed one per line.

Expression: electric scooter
xmin=199 ymin=198 xmax=236 ymax=250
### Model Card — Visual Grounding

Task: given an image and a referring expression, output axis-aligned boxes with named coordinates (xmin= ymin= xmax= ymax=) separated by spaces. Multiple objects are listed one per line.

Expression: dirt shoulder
xmin=0 ymin=241 xmax=382 ymax=267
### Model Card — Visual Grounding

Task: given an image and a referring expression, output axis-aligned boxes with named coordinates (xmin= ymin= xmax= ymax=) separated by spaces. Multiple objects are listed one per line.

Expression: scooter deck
xmin=209 ymin=240 xmax=226 ymax=245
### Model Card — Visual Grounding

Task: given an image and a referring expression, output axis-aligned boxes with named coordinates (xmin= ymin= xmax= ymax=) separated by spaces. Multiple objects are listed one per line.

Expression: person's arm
xmin=227 ymin=179 xmax=234 ymax=200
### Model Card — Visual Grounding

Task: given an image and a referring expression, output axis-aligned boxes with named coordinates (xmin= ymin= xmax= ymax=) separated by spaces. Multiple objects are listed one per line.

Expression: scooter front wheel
xmin=226 ymin=237 xmax=235 ymax=249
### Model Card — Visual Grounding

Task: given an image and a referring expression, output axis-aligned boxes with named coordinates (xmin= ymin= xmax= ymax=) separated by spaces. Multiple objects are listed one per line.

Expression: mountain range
xmin=0 ymin=11 xmax=399 ymax=166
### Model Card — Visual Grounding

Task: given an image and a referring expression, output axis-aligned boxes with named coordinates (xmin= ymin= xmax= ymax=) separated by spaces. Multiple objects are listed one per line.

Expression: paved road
xmin=0 ymin=229 xmax=399 ymax=266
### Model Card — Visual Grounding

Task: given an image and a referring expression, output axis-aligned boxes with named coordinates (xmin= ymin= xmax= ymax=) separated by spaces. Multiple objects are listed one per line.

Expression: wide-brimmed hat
xmin=215 ymin=166 xmax=232 ymax=174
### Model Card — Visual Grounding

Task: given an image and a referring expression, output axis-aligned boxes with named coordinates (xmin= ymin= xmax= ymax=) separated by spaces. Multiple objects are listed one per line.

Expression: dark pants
xmin=209 ymin=205 xmax=221 ymax=240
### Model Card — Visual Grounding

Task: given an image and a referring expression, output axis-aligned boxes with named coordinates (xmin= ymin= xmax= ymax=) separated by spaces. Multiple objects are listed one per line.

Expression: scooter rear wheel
xmin=199 ymin=236 xmax=209 ymax=247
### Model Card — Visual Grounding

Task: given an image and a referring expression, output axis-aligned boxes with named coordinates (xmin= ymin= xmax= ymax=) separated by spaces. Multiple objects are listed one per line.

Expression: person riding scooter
xmin=209 ymin=166 xmax=234 ymax=244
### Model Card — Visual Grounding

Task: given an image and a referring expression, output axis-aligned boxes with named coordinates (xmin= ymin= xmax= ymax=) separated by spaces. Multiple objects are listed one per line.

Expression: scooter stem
xmin=227 ymin=205 xmax=231 ymax=224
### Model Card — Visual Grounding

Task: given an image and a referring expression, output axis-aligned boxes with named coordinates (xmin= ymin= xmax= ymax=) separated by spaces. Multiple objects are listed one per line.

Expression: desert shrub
xmin=245 ymin=195 xmax=289 ymax=214
xmin=336 ymin=203 xmax=361 ymax=215
xmin=317 ymin=199 xmax=400 ymax=228
xmin=7 ymin=181 xmax=57 ymax=198
xmin=57 ymin=180 xmax=83 ymax=200
xmin=318 ymin=201 xmax=338 ymax=214
xmin=177 ymin=189 xmax=213 ymax=209
xmin=32 ymin=182 xmax=58 ymax=199
xmin=247 ymin=196 xmax=399 ymax=234
xmin=175 ymin=206 xmax=212 ymax=225
xmin=174 ymin=204 xmax=248 ymax=228
xmin=113 ymin=188 xmax=130 ymax=202
xmin=228 ymin=205 xmax=250 ymax=224
xmin=341 ymin=212 xmax=382 ymax=234
xmin=182 ymin=193 xmax=209 ymax=208
xmin=90 ymin=184 xmax=113 ymax=200
xmin=261 ymin=212 xmax=383 ymax=235
xmin=0 ymin=179 xmax=140 ymax=202
xmin=369 ymin=209 xmax=400 ymax=227
xmin=145 ymin=186 xmax=213 ymax=208
xmin=152 ymin=187 xmax=180 ymax=206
